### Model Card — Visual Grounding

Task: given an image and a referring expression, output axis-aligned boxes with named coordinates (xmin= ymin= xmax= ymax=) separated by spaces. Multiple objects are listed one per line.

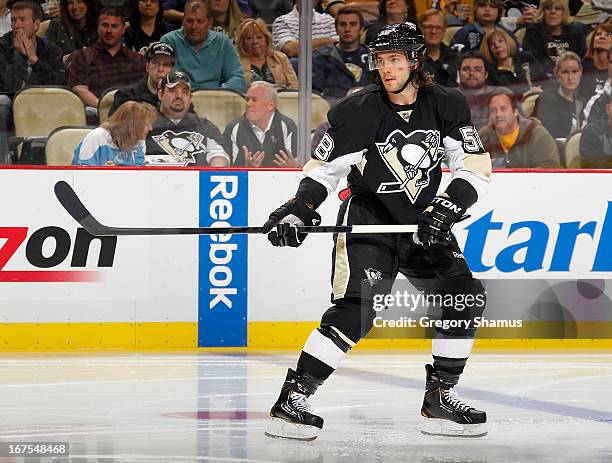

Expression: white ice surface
xmin=0 ymin=351 xmax=610 ymax=462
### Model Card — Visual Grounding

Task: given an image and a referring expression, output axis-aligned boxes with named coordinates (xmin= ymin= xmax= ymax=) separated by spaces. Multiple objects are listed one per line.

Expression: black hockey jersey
xmin=297 ymin=84 xmax=492 ymax=224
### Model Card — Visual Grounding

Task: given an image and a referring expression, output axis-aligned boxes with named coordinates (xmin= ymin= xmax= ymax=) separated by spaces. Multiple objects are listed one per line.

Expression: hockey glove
xmin=262 ymin=198 xmax=321 ymax=247
xmin=415 ymin=196 xmax=468 ymax=249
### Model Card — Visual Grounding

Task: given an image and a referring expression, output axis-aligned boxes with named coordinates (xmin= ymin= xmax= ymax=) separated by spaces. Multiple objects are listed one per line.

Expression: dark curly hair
xmin=378 ymin=0 xmax=417 ymax=24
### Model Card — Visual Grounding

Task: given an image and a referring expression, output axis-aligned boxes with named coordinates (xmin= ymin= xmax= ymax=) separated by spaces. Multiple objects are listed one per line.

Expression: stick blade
xmin=54 ymin=181 xmax=108 ymax=235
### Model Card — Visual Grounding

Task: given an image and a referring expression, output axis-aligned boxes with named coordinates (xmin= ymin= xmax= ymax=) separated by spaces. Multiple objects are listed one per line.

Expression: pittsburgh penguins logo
xmin=151 ymin=130 xmax=206 ymax=164
xmin=375 ymin=129 xmax=443 ymax=203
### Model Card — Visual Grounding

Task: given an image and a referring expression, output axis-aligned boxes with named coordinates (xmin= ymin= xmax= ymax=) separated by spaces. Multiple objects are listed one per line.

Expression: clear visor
xmin=368 ymin=51 xmax=423 ymax=72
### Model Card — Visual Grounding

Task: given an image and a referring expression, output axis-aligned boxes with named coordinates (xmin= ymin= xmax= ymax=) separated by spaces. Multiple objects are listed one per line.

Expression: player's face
xmin=376 ymin=52 xmax=411 ymax=93
xmin=245 ymin=85 xmax=275 ymax=125
xmin=489 ymin=93 xmax=518 ymax=134
xmin=159 ymin=83 xmax=192 ymax=118
xmin=183 ymin=7 xmax=211 ymax=46
xmin=543 ymin=1 xmax=564 ymax=27
xmin=420 ymin=14 xmax=444 ymax=46
xmin=336 ymin=13 xmax=362 ymax=47
xmin=555 ymin=59 xmax=582 ymax=93
xmin=475 ymin=3 xmax=498 ymax=25
xmin=146 ymin=55 xmax=174 ymax=83
xmin=460 ymin=58 xmax=487 ymax=89
xmin=97 ymin=14 xmax=124 ymax=48
xmin=490 ymin=34 xmax=509 ymax=61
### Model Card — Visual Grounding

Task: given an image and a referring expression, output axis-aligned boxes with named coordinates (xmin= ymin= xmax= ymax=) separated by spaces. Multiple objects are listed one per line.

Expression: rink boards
xmin=0 ymin=168 xmax=611 ymax=350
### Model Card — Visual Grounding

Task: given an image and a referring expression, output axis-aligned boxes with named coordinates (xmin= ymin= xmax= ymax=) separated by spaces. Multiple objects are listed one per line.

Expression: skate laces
xmin=443 ymin=387 xmax=472 ymax=413
xmin=289 ymin=390 xmax=313 ymax=414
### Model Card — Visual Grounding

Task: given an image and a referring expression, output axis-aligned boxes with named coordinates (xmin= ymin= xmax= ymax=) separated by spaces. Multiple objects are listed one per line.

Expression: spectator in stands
xmin=209 ymin=0 xmax=244 ymax=40
xmin=45 ymin=0 xmax=98 ymax=60
xmin=312 ymin=5 xmax=372 ymax=104
xmin=162 ymin=0 xmax=187 ymax=25
xmin=480 ymin=28 xmax=545 ymax=98
xmin=1 ymin=0 xmax=12 ymax=36
xmin=418 ymin=8 xmax=459 ymax=87
xmin=522 ymin=0 xmax=586 ymax=77
xmin=109 ymin=42 xmax=174 ymax=116
xmin=0 ymin=0 xmax=64 ymax=161
xmin=534 ymin=50 xmax=585 ymax=140
xmin=364 ymin=0 xmax=417 ymax=44
xmin=146 ymin=70 xmax=230 ymax=166
xmin=457 ymin=51 xmax=510 ymax=129
xmin=72 ymin=101 xmax=157 ymax=166
xmin=499 ymin=0 xmax=537 ymax=32
xmin=248 ymin=0 xmax=292 ymax=29
xmin=580 ymin=22 xmax=612 ymax=98
xmin=580 ymin=94 xmax=612 ymax=167
xmin=439 ymin=0 xmax=472 ymax=26
xmin=236 ymin=17 xmax=298 ymax=88
xmin=318 ymin=0 xmax=380 ymax=20
xmin=161 ymin=0 xmax=246 ymax=93
xmin=479 ymin=89 xmax=562 ymax=167
xmin=69 ymin=7 xmax=146 ymax=117
xmin=224 ymin=81 xmax=298 ymax=167
xmin=450 ymin=0 xmax=515 ymax=54
xmin=584 ymin=46 xmax=612 ymax=123
xmin=124 ymin=0 xmax=175 ymax=53
xmin=272 ymin=0 xmax=338 ymax=63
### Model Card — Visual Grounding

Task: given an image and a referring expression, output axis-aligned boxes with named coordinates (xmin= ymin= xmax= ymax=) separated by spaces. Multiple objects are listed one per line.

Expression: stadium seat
xmin=37 ymin=19 xmax=50 ymax=37
xmin=98 ymin=87 xmax=120 ymax=123
xmin=515 ymin=27 xmax=527 ymax=46
xmin=521 ymin=93 xmax=539 ymax=117
xmin=191 ymin=88 xmax=246 ymax=132
xmin=11 ymin=86 xmax=86 ymax=163
xmin=443 ymin=26 xmax=461 ymax=46
xmin=45 ymin=126 xmax=93 ymax=165
xmin=564 ymin=132 xmax=582 ymax=168
xmin=276 ymin=89 xmax=331 ymax=132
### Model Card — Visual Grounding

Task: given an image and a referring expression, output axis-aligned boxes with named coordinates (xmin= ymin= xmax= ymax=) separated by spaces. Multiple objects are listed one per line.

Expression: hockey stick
xmin=54 ymin=180 xmax=417 ymax=237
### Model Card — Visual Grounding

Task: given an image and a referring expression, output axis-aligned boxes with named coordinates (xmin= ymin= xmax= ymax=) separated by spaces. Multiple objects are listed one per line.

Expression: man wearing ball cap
xmin=109 ymin=42 xmax=176 ymax=116
xmin=145 ymin=69 xmax=230 ymax=167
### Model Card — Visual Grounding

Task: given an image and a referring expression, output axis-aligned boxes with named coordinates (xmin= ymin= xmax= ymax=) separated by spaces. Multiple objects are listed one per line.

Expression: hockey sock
xmin=296 ymin=325 xmax=354 ymax=382
xmin=431 ymin=336 xmax=475 ymax=385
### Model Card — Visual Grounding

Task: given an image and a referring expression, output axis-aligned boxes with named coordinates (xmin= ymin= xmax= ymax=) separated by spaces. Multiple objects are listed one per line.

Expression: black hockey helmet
xmin=367 ymin=22 xmax=426 ymax=71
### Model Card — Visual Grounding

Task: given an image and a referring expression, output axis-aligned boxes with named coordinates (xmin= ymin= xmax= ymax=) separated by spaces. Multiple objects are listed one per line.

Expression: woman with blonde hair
xmin=580 ymin=22 xmax=612 ymax=98
xmin=72 ymin=101 xmax=157 ymax=166
xmin=236 ymin=18 xmax=298 ymax=88
xmin=534 ymin=51 xmax=586 ymax=140
xmin=522 ymin=0 xmax=587 ymax=77
xmin=480 ymin=28 xmax=545 ymax=97
xmin=209 ymin=0 xmax=244 ymax=41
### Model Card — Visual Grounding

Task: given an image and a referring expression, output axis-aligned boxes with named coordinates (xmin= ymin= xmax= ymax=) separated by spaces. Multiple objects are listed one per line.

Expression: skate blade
xmin=264 ymin=417 xmax=320 ymax=441
xmin=420 ymin=417 xmax=487 ymax=438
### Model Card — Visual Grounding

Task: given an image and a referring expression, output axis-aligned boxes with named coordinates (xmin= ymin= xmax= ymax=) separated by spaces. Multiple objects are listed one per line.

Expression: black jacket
xmin=422 ymin=43 xmax=459 ymax=88
xmin=485 ymin=51 xmax=546 ymax=98
xmin=534 ymin=85 xmax=585 ymax=139
xmin=522 ymin=23 xmax=586 ymax=76
xmin=312 ymin=43 xmax=372 ymax=104
xmin=109 ymin=77 xmax=158 ymax=116
xmin=0 ymin=31 xmax=65 ymax=94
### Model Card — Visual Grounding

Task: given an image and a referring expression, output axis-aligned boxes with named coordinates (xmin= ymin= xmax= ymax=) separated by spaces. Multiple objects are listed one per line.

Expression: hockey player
xmin=262 ymin=22 xmax=492 ymax=440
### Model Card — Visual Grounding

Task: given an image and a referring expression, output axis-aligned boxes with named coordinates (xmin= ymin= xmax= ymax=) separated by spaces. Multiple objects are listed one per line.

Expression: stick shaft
xmin=54 ymin=181 xmax=417 ymax=237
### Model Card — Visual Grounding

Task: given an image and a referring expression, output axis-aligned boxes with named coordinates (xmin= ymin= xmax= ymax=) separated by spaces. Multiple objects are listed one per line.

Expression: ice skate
xmin=265 ymin=368 xmax=324 ymax=441
xmin=421 ymin=364 xmax=487 ymax=438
